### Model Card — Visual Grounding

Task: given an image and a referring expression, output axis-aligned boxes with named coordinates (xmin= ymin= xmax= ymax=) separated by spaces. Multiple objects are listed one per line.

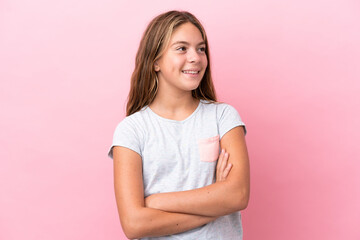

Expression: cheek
xmin=171 ymin=58 xmax=184 ymax=71
xmin=203 ymin=56 xmax=208 ymax=67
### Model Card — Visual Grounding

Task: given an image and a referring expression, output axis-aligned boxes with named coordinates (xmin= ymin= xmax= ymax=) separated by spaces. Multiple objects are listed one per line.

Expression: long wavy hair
xmin=126 ymin=10 xmax=217 ymax=116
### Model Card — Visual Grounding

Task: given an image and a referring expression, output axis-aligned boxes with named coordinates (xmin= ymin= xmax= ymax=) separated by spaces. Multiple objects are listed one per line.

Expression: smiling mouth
xmin=182 ymin=70 xmax=200 ymax=74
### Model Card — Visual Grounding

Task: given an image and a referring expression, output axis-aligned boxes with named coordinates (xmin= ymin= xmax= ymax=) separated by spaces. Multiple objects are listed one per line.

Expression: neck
xmin=150 ymin=91 xmax=198 ymax=110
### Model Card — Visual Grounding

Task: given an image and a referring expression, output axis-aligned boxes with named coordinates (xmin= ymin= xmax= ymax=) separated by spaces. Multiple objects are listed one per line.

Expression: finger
xmin=222 ymin=163 xmax=233 ymax=179
xmin=217 ymin=152 xmax=229 ymax=182
xmin=219 ymin=152 xmax=229 ymax=174
xmin=216 ymin=150 xmax=222 ymax=181
xmin=216 ymin=149 xmax=225 ymax=181
xmin=216 ymin=149 xmax=225 ymax=173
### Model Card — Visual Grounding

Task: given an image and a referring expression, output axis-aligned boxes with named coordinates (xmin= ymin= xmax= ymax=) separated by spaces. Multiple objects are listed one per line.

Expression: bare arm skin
xmin=113 ymin=146 xmax=217 ymax=239
xmin=145 ymin=126 xmax=250 ymax=217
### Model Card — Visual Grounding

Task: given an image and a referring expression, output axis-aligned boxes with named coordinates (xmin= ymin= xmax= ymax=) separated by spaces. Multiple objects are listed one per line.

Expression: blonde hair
xmin=126 ymin=10 xmax=217 ymax=116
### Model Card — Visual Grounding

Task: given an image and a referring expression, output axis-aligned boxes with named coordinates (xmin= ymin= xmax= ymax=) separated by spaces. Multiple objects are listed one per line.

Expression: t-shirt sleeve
xmin=107 ymin=118 xmax=142 ymax=159
xmin=218 ymin=104 xmax=247 ymax=139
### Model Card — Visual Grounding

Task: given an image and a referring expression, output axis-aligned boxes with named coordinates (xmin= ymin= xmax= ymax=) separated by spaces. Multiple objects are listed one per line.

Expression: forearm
xmin=146 ymin=181 xmax=248 ymax=217
xmin=123 ymin=207 xmax=216 ymax=239
xmin=146 ymin=127 xmax=251 ymax=218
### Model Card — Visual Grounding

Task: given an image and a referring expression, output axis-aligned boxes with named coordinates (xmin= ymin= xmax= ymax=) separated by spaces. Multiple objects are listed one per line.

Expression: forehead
xmin=169 ymin=22 xmax=204 ymax=43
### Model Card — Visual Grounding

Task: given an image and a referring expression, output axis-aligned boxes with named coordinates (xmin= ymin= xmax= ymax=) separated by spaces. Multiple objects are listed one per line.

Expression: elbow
xmin=231 ymin=188 xmax=250 ymax=211
xmin=120 ymin=213 xmax=147 ymax=239
xmin=239 ymin=194 xmax=250 ymax=210
xmin=121 ymin=221 xmax=139 ymax=240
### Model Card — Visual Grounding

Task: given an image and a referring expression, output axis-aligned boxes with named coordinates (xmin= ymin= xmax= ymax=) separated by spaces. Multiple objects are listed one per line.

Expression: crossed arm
xmin=113 ymin=126 xmax=250 ymax=239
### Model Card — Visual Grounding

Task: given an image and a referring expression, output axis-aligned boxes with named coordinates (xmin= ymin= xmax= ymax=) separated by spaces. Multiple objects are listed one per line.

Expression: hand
xmin=216 ymin=149 xmax=232 ymax=182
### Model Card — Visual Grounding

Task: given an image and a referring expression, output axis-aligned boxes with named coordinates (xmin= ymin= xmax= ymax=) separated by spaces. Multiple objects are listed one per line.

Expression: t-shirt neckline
xmin=145 ymin=100 xmax=203 ymax=123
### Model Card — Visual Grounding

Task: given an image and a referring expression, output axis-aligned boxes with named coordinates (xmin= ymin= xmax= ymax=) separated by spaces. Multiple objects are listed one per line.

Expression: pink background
xmin=1 ymin=0 xmax=359 ymax=239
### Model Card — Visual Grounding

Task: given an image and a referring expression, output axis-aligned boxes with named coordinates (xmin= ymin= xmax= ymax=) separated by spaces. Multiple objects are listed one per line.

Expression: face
xmin=154 ymin=22 xmax=208 ymax=95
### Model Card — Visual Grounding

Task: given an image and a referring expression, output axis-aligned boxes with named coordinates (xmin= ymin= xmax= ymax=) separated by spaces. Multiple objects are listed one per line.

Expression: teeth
xmin=182 ymin=70 xmax=199 ymax=74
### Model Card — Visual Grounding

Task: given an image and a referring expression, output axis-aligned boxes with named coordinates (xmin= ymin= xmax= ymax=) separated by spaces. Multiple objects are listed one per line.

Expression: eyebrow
xmin=171 ymin=41 xmax=206 ymax=47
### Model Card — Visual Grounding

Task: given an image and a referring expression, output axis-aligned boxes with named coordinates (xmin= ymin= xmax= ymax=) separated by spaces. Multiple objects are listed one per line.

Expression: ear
xmin=154 ymin=61 xmax=160 ymax=72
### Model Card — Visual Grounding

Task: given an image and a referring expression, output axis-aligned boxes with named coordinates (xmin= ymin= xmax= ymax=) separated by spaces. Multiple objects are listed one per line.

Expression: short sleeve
xmin=218 ymin=104 xmax=247 ymax=139
xmin=107 ymin=118 xmax=142 ymax=159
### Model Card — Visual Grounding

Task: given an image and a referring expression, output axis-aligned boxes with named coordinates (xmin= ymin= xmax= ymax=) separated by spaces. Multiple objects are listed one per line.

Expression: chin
xmin=185 ymin=82 xmax=201 ymax=91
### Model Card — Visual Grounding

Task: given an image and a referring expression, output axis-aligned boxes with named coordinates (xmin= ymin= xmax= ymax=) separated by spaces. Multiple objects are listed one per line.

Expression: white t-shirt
xmin=108 ymin=99 xmax=247 ymax=240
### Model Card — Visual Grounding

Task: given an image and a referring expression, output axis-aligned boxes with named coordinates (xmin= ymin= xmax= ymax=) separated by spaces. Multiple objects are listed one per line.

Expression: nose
xmin=187 ymin=48 xmax=201 ymax=63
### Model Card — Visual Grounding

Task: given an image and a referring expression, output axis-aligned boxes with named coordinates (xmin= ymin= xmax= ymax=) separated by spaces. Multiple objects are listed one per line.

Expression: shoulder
xmin=109 ymin=108 xmax=148 ymax=159
xmin=116 ymin=107 xmax=148 ymax=128
xmin=200 ymin=100 xmax=247 ymax=137
xmin=112 ymin=107 xmax=150 ymax=140
xmin=200 ymin=100 xmax=240 ymax=117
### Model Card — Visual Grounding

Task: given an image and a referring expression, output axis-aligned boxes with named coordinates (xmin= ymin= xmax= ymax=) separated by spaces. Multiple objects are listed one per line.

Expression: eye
xmin=176 ymin=46 xmax=187 ymax=51
xmin=198 ymin=47 xmax=206 ymax=52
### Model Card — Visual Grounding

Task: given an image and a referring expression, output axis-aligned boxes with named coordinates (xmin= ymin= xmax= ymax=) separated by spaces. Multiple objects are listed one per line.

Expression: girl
xmin=108 ymin=10 xmax=250 ymax=239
